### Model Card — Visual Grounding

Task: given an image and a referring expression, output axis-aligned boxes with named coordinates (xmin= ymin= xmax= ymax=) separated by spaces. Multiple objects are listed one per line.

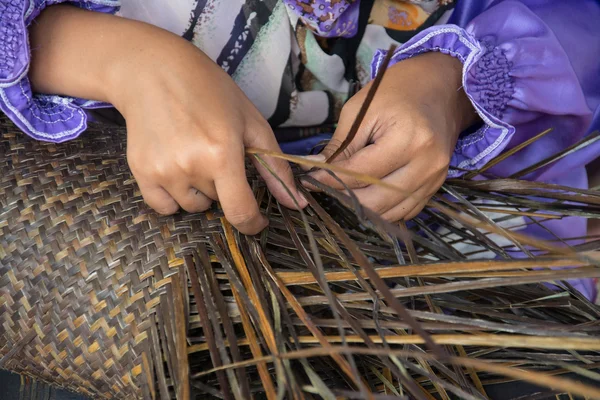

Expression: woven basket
xmin=1 ymin=116 xmax=600 ymax=400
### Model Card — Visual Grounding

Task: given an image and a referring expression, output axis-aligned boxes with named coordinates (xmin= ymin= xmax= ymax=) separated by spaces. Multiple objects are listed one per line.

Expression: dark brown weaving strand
xmin=1 ymin=115 xmax=600 ymax=400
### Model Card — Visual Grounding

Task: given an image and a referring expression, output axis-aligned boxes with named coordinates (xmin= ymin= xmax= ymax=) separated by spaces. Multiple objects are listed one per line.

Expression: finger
xmin=246 ymin=121 xmax=307 ymax=209
xmin=172 ymin=148 xmax=219 ymax=200
xmin=381 ymin=197 xmax=429 ymax=222
xmin=192 ymin=181 xmax=218 ymax=201
xmin=214 ymin=148 xmax=268 ymax=235
xmin=318 ymin=97 xmax=370 ymax=163
xmin=326 ymin=160 xmax=422 ymax=212
xmin=379 ymin=180 xmax=439 ymax=221
xmin=404 ymin=197 xmax=430 ymax=220
xmin=162 ymin=173 xmax=215 ymax=213
xmin=308 ymin=136 xmax=410 ymax=190
xmin=299 ymin=153 xmax=326 ymax=172
xmin=171 ymin=187 xmax=213 ymax=213
xmin=352 ymin=183 xmax=406 ymax=216
xmin=136 ymin=177 xmax=180 ymax=215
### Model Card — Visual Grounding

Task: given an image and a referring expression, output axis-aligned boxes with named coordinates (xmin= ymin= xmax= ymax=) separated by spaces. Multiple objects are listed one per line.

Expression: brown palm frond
xmin=2 ymin=60 xmax=600 ymax=400
xmin=325 ymin=44 xmax=397 ymax=163
xmin=1 ymin=115 xmax=599 ymax=400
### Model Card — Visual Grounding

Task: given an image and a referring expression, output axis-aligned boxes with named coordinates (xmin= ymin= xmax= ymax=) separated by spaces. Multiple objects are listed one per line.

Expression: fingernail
xmin=300 ymin=180 xmax=319 ymax=192
xmin=298 ymin=192 xmax=308 ymax=207
xmin=302 ymin=154 xmax=326 ymax=163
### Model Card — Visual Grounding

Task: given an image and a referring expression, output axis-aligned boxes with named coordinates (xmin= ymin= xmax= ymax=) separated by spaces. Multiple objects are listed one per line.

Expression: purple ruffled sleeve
xmin=371 ymin=0 xmax=600 ymax=301
xmin=0 ymin=0 xmax=119 ymax=143
xmin=371 ymin=0 xmax=598 ymax=180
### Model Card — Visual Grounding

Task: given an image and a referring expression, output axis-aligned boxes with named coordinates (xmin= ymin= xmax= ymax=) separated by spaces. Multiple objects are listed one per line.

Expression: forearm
xmin=28 ymin=5 xmax=199 ymax=111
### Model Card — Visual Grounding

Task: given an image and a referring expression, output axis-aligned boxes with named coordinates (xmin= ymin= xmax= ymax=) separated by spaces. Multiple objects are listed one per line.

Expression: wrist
xmin=108 ymin=30 xmax=229 ymax=120
xmin=28 ymin=5 xmax=182 ymax=111
xmin=103 ymin=23 xmax=180 ymax=113
xmin=29 ymin=5 xmax=116 ymax=101
xmin=104 ymin=21 xmax=218 ymax=118
xmin=386 ymin=52 xmax=479 ymax=142
xmin=426 ymin=52 xmax=479 ymax=135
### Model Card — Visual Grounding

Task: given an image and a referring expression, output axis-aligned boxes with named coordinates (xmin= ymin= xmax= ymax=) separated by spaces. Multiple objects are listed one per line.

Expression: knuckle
xmin=273 ymin=158 xmax=293 ymax=177
xmin=438 ymin=152 xmax=451 ymax=165
xmin=126 ymin=152 xmax=145 ymax=175
xmin=229 ymin=212 xmax=256 ymax=227
xmin=323 ymin=138 xmax=343 ymax=158
xmin=178 ymin=189 xmax=213 ymax=213
xmin=342 ymin=146 xmax=355 ymax=161
xmin=152 ymin=201 xmax=179 ymax=216
xmin=181 ymin=203 xmax=211 ymax=213
xmin=383 ymin=213 xmax=399 ymax=222
xmin=143 ymin=160 xmax=172 ymax=180
xmin=342 ymin=97 xmax=361 ymax=114
xmin=175 ymin=153 xmax=197 ymax=176
xmin=203 ymin=142 xmax=230 ymax=164
xmin=433 ymin=155 xmax=451 ymax=174
xmin=346 ymin=177 xmax=368 ymax=189
xmin=404 ymin=213 xmax=417 ymax=222
xmin=407 ymin=206 xmax=426 ymax=221
xmin=367 ymin=200 xmax=387 ymax=215
xmin=417 ymin=130 xmax=436 ymax=149
xmin=413 ymin=202 xmax=427 ymax=215
xmin=189 ymin=197 xmax=213 ymax=213
xmin=199 ymin=203 xmax=212 ymax=213
xmin=228 ymin=209 xmax=260 ymax=231
xmin=198 ymin=196 xmax=213 ymax=211
xmin=128 ymin=149 xmax=171 ymax=180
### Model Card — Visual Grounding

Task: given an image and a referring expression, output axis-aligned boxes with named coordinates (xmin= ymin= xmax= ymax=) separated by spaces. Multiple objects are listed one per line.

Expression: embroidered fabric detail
xmin=369 ymin=25 xmax=517 ymax=174
xmin=0 ymin=0 xmax=27 ymax=84
xmin=0 ymin=0 xmax=119 ymax=142
xmin=456 ymin=125 xmax=487 ymax=150
xmin=283 ymin=0 xmax=358 ymax=38
xmin=467 ymin=38 xmax=514 ymax=120
xmin=284 ymin=0 xmax=456 ymax=39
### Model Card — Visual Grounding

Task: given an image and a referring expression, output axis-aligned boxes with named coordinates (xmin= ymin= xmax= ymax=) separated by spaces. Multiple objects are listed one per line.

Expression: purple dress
xmin=0 ymin=0 xmax=598 ymax=300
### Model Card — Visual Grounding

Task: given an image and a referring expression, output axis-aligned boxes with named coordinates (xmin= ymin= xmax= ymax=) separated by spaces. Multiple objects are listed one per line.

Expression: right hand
xmin=30 ymin=6 xmax=306 ymax=235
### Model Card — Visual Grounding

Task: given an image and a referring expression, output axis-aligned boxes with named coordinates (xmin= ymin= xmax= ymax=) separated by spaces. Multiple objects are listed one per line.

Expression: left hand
xmin=306 ymin=52 xmax=479 ymax=221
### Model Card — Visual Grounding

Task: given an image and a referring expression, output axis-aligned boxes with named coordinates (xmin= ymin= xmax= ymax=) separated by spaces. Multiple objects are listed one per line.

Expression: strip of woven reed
xmin=1 ymin=116 xmax=599 ymax=400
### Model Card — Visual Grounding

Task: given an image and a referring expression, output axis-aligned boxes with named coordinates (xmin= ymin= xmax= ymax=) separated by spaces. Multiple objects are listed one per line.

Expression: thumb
xmin=246 ymin=122 xmax=308 ymax=210
xmin=307 ymin=98 xmax=370 ymax=166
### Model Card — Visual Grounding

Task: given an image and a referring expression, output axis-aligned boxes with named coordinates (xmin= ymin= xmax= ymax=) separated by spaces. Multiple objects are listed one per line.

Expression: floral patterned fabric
xmin=119 ymin=0 xmax=456 ymax=141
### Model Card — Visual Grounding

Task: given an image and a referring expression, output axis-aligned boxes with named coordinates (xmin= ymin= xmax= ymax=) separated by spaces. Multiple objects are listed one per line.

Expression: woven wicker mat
xmin=0 ymin=119 xmax=214 ymax=399
xmin=2 ymin=116 xmax=600 ymax=400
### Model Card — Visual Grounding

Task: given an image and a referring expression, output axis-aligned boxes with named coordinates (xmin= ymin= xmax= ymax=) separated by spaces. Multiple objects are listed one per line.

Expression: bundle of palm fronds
xmin=1 ymin=113 xmax=599 ymax=400
xmin=2 ymin=49 xmax=600 ymax=399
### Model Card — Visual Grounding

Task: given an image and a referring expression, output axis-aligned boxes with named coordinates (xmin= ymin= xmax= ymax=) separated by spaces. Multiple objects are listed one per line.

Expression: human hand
xmin=114 ymin=32 xmax=307 ymax=234
xmin=30 ymin=5 xmax=305 ymax=234
xmin=307 ymin=52 xmax=478 ymax=221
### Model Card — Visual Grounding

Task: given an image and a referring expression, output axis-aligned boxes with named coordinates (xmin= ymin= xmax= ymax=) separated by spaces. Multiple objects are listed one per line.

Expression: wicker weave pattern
xmin=0 ymin=122 xmax=187 ymax=398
